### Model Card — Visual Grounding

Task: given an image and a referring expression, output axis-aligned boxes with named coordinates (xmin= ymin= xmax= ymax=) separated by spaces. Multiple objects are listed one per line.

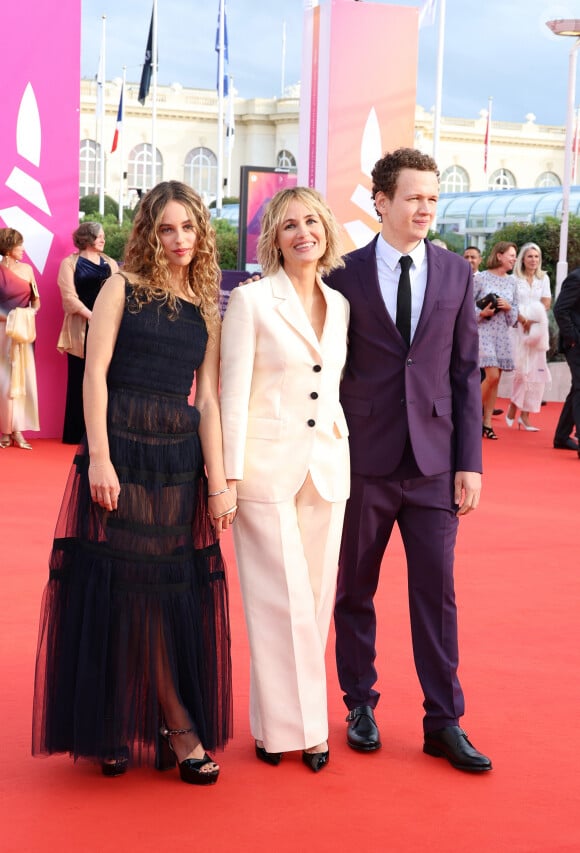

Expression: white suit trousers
xmin=233 ymin=473 xmax=346 ymax=753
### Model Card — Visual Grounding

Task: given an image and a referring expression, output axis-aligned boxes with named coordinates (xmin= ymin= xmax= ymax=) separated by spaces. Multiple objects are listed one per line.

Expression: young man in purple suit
xmin=327 ymin=148 xmax=491 ymax=772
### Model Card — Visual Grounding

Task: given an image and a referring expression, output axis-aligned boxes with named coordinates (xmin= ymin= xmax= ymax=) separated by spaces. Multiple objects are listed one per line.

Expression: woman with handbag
xmin=474 ymin=241 xmax=518 ymax=440
xmin=0 ymin=228 xmax=40 ymax=450
xmin=57 ymin=222 xmax=118 ymax=444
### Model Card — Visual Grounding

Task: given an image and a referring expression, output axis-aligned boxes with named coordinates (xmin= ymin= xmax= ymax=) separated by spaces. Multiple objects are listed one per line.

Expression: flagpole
xmin=119 ymin=66 xmax=126 ymax=225
xmin=216 ymin=0 xmax=225 ymax=217
xmin=226 ymin=75 xmax=233 ymax=194
xmin=98 ymin=15 xmax=106 ymax=216
xmin=574 ymin=105 xmax=580 ymax=184
xmin=484 ymin=95 xmax=492 ymax=186
xmin=281 ymin=21 xmax=287 ymax=96
xmin=150 ymin=0 xmax=158 ymax=191
xmin=431 ymin=0 xmax=445 ymax=164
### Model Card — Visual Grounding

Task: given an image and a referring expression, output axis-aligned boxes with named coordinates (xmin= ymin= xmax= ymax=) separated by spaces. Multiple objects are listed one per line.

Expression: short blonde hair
xmin=257 ymin=186 xmax=345 ymax=277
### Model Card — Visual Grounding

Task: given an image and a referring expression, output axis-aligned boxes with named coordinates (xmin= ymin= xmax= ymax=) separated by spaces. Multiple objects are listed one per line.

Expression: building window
xmin=488 ymin=168 xmax=516 ymax=190
xmin=184 ymin=147 xmax=218 ymax=203
xmin=277 ymin=149 xmax=297 ymax=170
xmin=535 ymin=171 xmax=561 ymax=188
xmin=127 ymin=144 xmax=163 ymax=195
xmin=440 ymin=165 xmax=470 ymax=193
xmin=80 ymin=139 xmax=100 ymax=197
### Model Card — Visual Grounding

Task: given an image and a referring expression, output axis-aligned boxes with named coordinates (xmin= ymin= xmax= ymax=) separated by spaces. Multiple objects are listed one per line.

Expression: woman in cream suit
xmin=220 ymin=187 xmax=350 ymax=772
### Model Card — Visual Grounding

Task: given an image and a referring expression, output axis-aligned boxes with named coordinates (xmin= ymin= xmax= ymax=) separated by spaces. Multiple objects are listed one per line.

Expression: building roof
xmin=438 ymin=187 xmax=580 ymax=234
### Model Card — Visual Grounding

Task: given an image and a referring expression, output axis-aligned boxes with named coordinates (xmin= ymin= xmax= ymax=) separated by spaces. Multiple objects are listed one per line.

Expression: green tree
xmin=79 ymin=194 xmax=120 ymax=220
xmin=213 ymin=218 xmax=239 ymax=269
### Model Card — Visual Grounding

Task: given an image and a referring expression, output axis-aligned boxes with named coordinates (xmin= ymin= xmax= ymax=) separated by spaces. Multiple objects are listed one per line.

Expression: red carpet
xmin=1 ymin=400 xmax=579 ymax=852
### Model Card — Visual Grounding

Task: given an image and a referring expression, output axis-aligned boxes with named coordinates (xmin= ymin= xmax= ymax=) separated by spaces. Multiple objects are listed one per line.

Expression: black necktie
xmin=396 ymin=255 xmax=412 ymax=347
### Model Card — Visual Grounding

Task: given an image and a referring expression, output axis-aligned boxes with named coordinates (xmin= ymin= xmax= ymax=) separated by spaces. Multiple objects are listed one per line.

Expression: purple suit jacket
xmin=326 ymin=237 xmax=482 ymax=478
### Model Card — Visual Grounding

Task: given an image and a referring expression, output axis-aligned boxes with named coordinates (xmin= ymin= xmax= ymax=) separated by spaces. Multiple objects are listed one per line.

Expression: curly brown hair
xmin=0 ymin=228 xmax=24 ymax=256
xmin=257 ymin=186 xmax=345 ymax=276
xmin=122 ymin=181 xmax=221 ymax=332
xmin=371 ymin=148 xmax=439 ymax=216
xmin=72 ymin=222 xmax=103 ymax=250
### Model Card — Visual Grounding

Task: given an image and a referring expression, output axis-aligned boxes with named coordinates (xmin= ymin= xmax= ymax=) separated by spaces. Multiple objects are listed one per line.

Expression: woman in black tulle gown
xmin=33 ymin=182 xmax=235 ymax=785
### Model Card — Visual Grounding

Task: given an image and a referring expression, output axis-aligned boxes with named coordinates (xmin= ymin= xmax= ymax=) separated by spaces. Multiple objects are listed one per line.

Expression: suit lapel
xmin=272 ymin=267 xmax=322 ymax=355
xmin=412 ymin=241 xmax=443 ymax=347
xmin=354 ymin=236 xmax=404 ymax=341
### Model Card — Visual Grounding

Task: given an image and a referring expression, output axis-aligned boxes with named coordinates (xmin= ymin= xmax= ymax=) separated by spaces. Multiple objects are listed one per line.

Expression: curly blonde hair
xmin=122 ymin=181 xmax=221 ymax=332
xmin=257 ymin=186 xmax=345 ymax=277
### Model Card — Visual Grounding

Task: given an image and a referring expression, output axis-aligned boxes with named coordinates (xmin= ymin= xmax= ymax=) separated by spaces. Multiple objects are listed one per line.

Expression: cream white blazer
xmin=220 ymin=268 xmax=350 ymax=504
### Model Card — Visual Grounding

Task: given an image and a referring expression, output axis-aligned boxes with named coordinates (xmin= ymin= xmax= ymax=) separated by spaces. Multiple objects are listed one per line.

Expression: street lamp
xmin=546 ymin=19 xmax=580 ymax=296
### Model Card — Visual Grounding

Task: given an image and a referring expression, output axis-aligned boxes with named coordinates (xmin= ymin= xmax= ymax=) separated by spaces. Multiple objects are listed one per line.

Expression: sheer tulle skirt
xmin=32 ymin=387 xmax=232 ymax=765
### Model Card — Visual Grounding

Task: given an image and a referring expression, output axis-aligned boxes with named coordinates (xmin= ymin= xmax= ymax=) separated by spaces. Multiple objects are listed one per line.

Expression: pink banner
xmin=299 ymin=1 xmax=418 ymax=251
xmin=0 ymin=2 xmax=81 ymax=438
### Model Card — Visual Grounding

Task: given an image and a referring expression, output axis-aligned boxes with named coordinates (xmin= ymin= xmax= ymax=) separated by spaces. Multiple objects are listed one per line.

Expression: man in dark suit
xmin=327 ymin=148 xmax=491 ymax=772
xmin=553 ymin=269 xmax=580 ymax=454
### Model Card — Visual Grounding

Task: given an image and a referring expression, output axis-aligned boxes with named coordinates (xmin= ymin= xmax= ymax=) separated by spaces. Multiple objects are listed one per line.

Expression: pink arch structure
xmin=0 ymin=2 xmax=81 ymax=438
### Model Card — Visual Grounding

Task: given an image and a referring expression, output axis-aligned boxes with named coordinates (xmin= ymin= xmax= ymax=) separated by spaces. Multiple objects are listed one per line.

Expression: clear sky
xmin=81 ymin=0 xmax=580 ymax=126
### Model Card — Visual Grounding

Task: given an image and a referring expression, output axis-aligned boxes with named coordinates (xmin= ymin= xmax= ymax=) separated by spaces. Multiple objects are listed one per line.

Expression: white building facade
xmin=80 ymin=78 xmax=568 ymax=211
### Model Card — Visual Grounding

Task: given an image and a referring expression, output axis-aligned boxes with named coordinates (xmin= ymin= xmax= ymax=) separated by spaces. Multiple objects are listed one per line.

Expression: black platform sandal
xmin=482 ymin=425 xmax=498 ymax=440
xmin=156 ymin=726 xmax=219 ymax=786
xmin=102 ymin=746 xmax=130 ymax=777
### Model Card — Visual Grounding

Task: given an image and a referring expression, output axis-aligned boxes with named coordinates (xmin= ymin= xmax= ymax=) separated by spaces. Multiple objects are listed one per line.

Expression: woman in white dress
xmin=505 ymin=243 xmax=551 ymax=431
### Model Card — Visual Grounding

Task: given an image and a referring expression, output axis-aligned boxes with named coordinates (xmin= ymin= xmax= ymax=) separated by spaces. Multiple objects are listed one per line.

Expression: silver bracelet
xmin=213 ymin=505 xmax=238 ymax=519
xmin=208 ymin=486 xmax=230 ymax=497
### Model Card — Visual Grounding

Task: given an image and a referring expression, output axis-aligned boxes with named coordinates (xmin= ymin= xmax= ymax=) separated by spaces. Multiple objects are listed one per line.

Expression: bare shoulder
xmin=18 ymin=261 xmax=35 ymax=280
xmin=97 ymin=272 xmax=127 ymax=306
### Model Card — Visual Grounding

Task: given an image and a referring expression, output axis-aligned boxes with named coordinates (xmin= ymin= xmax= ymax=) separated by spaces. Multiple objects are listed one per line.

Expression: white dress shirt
xmin=375 ymin=235 xmax=428 ymax=344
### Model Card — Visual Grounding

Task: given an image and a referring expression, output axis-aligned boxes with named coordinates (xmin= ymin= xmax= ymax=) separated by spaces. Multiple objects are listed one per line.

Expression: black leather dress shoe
xmin=423 ymin=726 xmax=492 ymax=772
xmin=553 ymin=438 xmax=579 ymax=450
xmin=492 ymin=408 xmax=504 ymax=416
xmin=346 ymin=706 xmax=381 ymax=751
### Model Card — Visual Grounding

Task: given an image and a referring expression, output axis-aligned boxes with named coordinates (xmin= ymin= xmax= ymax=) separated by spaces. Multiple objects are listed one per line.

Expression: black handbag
xmin=476 ymin=292 xmax=500 ymax=313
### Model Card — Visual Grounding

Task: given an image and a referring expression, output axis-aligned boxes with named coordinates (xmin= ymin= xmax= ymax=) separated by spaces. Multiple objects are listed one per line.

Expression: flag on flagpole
xmin=138 ymin=8 xmax=154 ymax=105
xmin=215 ymin=1 xmax=229 ymax=95
xmin=484 ymin=99 xmax=492 ymax=175
xmin=111 ymin=85 xmax=123 ymax=153
xmin=419 ymin=0 xmax=438 ymax=28
xmin=225 ymin=76 xmax=235 ymax=157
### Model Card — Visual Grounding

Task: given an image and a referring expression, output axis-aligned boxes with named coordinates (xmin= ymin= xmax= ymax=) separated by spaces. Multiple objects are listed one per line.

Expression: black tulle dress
xmin=33 ymin=283 xmax=232 ymax=766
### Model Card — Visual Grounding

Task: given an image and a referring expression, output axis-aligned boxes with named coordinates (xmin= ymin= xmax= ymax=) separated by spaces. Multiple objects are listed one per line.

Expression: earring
xmin=277 ymin=248 xmax=283 ymax=261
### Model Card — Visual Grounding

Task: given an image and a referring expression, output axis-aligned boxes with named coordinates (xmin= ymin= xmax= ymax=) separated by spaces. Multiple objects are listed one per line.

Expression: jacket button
xmin=312 ymin=364 xmax=322 ymax=372
xmin=406 ymin=358 xmax=413 ymax=366
xmin=310 ymin=391 xmax=319 ymax=399
xmin=307 ymin=419 xmax=316 ymax=427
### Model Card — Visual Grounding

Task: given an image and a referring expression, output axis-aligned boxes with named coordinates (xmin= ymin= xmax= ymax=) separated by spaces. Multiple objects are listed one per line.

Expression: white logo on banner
xmin=343 ymin=107 xmax=383 ymax=249
xmin=0 ymin=83 xmax=54 ymax=273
